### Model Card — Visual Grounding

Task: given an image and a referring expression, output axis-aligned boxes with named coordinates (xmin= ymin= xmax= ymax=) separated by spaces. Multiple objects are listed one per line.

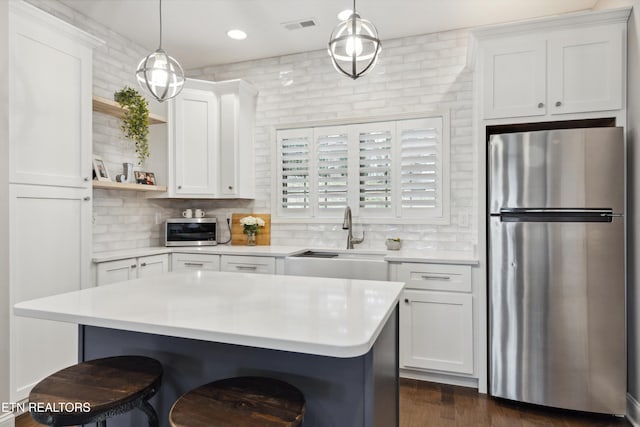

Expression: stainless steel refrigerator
xmin=488 ymin=127 xmax=626 ymax=415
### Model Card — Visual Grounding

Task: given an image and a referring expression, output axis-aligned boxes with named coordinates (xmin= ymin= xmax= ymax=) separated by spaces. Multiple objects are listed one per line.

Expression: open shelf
xmin=92 ymin=181 xmax=168 ymax=192
xmin=92 ymin=95 xmax=167 ymax=124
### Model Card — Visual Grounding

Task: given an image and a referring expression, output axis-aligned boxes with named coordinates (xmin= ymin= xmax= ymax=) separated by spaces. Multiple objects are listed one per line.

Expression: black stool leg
xmin=138 ymin=399 xmax=159 ymax=427
xmin=96 ymin=421 xmax=106 ymax=427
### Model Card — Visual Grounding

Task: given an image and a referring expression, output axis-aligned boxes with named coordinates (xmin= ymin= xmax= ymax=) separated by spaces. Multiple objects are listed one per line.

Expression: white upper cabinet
xmin=9 ymin=0 xmax=100 ymax=188
xmin=481 ymin=38 xmax=546 ymax=118
xmin=171 ymin=86 xmax=219 ymax=196
xmin=217 ymin=80 xmax=257 ymax=198
xmin=164 ymin=78 xmax=257 ymax=199
xmin=474 ymin=8 xmax=630 ymax=121
xmin=547 ymin=27 xmax=623 ymax=115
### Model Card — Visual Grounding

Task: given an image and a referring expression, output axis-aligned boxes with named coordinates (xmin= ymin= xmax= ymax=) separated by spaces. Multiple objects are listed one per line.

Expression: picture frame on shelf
xmin=92 ymin=156 xmax=111 ymax=181
xmin=134 ymin=171 xmax=156 ymax=185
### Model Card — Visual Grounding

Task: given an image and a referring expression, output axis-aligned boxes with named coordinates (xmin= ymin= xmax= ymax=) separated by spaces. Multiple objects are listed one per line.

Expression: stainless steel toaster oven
xmin=163 ymin=218 xmax=217 ymax=246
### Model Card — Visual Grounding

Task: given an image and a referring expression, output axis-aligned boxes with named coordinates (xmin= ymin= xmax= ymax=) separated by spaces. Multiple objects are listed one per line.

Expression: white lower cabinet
xmin=172 ymin=253 xmax=221 ymax=272
xmin=400 ymin=290 xmax=473 ymax=374
xmin=394 ymin=263 xmax=474 ymax=377
xmin=96 ymin=254 xmax=169 ymax=286
xmin=220 ymin=255 xmax=275 ymax=274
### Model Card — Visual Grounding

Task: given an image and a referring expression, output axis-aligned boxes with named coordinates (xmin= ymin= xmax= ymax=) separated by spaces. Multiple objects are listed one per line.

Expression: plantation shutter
xmin=397 ymin=117 xmax=445 ymax=217
xmin=315 ymin=127 xmax=349 ymax=215
xmin=274 ymin=114 xmax=449 ymax=223
xmin=276 ymin=128 xmax=312 ymax=216
xmin=358 ymin=122 xmax=394 ymax=216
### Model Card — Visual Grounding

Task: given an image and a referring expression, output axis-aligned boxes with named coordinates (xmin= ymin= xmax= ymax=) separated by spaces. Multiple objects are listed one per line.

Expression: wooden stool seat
xmin=29 ymin=355 xmax=162 ymax=426
xmin=169 ymin=376 xmax=305 ymax=427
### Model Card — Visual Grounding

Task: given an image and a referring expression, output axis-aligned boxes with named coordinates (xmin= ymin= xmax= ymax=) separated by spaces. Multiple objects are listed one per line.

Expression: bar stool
xmin=29 ymin=355 xmax=162 ymax=427
xmin=169 ymin=376 xmax=305 ymax=427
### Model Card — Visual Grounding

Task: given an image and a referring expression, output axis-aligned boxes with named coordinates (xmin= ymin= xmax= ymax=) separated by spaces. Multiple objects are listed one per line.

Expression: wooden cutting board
xmin=231 ymin=213 xmax=271 ymax=246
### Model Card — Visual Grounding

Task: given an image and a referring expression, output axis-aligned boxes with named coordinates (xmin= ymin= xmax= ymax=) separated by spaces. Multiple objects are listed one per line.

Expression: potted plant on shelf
xmin=114 ymin=86 xmax=150 ymax=165
xmin=240 ymin=215 xmax=266 ymax=246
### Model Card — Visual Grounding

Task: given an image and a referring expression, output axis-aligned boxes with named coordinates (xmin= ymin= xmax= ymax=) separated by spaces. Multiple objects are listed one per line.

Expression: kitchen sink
xmin=284 ymin=250 xmax=388 ymax=280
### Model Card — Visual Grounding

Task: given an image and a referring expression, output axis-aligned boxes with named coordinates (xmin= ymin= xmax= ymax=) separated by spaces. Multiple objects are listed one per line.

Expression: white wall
xmin=0 ymin=0 xmax=11 ymax=423
xmin=188 ymin=31 xmax=476 ymax=254
xmin=595 ymin=0 xmax=640 ymax=422
xmin=628 ymin=4 xmax=640 ymax=420
xmin=24 ymin=0 xmax=478 ymax=256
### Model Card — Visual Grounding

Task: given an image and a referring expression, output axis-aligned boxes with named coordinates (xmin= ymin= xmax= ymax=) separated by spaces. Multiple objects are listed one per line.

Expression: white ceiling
xmin=60 ymin=0 xmax=600 ymax=70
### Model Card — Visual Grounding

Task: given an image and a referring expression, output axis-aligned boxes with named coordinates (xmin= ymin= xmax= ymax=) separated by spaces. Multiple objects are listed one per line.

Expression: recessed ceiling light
xmin=227 ymin=29 xmax=247 ymax=40
xmin=337 ymin=9 xmax=353 ymax=21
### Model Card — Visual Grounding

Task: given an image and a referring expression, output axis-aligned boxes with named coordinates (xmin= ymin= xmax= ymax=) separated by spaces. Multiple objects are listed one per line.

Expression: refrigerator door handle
xmin=496 ymin=208 xmax=616 ymax=223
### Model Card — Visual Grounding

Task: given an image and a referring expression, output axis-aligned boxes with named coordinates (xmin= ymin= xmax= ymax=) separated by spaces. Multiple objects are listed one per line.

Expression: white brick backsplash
xmin=26 ymin=1 xmax=478 ymax=257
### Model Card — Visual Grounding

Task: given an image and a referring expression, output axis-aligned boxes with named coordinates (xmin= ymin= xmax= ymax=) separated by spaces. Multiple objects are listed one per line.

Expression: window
xmin=397 ymin=118 xmax=445 ymax=218
xmin=316 ymin=127 xmax=349 ymax=214
xmin=274 ymin=113 xmax=449 ymax=223
xmin=358 ymin=122 xmax=394 ymax=217
xmin=276 ymin=128 xmax=312 ymax=217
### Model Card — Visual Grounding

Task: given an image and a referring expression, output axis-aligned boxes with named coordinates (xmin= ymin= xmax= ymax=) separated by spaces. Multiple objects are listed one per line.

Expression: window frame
xmin=272 ymin=111 xmax=451 ymax=225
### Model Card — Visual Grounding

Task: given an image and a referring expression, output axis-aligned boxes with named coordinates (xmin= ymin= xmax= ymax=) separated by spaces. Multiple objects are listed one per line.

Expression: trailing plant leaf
xmin=114 ymin=87 xmax=150 ymax=165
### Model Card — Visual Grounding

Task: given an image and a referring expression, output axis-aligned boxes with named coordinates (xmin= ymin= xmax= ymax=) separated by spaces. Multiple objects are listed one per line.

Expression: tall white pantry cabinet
xmin=6 ymin=0 xmax=102 ymax=407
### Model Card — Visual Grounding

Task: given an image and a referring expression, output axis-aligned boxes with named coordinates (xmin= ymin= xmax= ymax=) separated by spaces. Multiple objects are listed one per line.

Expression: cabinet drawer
xmin=172 ymin=253 xmax=220 ymax=272
xmin=220 ymin=255 xmax=275 ymax=274
xmin=397 ymin=263 xmax=471 ymax=292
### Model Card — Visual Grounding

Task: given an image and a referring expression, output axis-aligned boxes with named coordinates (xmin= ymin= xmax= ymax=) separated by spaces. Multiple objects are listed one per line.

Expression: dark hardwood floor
xmin=400 ymin=379 xmax=631 ymax=427
xmin=15 ymin=378 xmax=632 ymax=427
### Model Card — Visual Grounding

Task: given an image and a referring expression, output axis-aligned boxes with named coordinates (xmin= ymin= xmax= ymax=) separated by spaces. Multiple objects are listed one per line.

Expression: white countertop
xmin=14 ymin=271 xmax=405 ymax=358
xmin=92 ymin=245 xmax=478 ymax=265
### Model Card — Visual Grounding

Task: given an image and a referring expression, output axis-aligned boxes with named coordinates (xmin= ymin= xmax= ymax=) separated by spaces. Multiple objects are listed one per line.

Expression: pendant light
xmin=328 ymin=0 xmax=381 ymax=80
xmin=136 ymin=0 xmax=185 ymax=102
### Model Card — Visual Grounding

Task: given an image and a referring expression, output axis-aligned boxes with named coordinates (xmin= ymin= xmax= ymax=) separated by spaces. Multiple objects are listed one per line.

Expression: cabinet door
xmin=172 ymin=253 xmax=221 ymax=272
xmin=218 ymin=82 xmax=257 ymax=198
xmin=10 ymin=185 xmax=91 ymax=401
xmin=9 ymin=5 xmax=94 ymax=188
xmin=482 ymin=38 xmax=546 ymax=119
xmin=96 ymin=258 xmax=137 ymax=286
xmin=138 ymin=254 xmax=169 ymax=278
xmin=400 ymin=290 xmax=473 ymax=374
xmin=220 ymin=255 xmax=275 ymax=274
xmin=172 ymin=88 xmax=218 ymax=196
xmin=548 ymin=27 xmax=623 ymax=115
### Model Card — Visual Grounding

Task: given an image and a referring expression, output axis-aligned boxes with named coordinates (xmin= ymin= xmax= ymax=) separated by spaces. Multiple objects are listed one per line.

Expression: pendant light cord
xmin=158 ymin=0 xmax=163 ymax=49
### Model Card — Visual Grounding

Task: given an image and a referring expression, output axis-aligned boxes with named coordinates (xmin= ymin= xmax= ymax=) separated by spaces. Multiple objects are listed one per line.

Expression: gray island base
xmin=79 ymin=307 xmax=398 ymax=427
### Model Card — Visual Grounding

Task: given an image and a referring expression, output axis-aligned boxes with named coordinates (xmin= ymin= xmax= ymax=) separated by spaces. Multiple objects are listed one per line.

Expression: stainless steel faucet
xmin=342 ymin=206 xmax=364 ymax=249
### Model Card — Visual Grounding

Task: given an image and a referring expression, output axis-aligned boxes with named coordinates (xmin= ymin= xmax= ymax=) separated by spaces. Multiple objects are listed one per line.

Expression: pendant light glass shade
xmin=136 ymin=49 xmax=184 ymax=102
xmin=328 ymin=5 xmax=381 ymax=80
xmin=136 ymin=0 xmax=184 ymax=102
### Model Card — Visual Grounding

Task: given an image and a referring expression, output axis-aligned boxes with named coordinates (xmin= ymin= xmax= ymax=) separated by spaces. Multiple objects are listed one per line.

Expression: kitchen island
xmin=14 ymin=271 xmax=404 ymax=427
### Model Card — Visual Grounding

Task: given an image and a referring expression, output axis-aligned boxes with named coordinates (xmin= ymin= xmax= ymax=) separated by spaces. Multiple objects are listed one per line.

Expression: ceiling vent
xmin=282 ymin=18 xmax=317 ymax=31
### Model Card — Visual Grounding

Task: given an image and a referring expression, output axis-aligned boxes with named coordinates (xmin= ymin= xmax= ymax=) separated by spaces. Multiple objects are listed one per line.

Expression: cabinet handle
xmin=228 ymin=186 xmax=233 ymax=190
xmin=184 ymin=262 xmax=204 ymax=267
xmin=537 ymin=102 xmax=544 ymax=108
xmin=178 ymin=185 xmax=182 ymax=190
xmin=555 ymin=101 xmax=562 ymax=107
xmin=131 ymin=265 xmax=137 ymax=269
xmin=236 ymin=265 xmax=258 ymax=270
xmin=421 ymin=275 xmax=451 ymax=281
xmin=140 ymin=262 xmax=147 ymax=267
xmin=404 ymin=298 xmax=410 ymax=304
xmin=83 ymin=196 xmax=91 ymax=201
xmin=84 ymin=177 xmax=90 ymax=182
